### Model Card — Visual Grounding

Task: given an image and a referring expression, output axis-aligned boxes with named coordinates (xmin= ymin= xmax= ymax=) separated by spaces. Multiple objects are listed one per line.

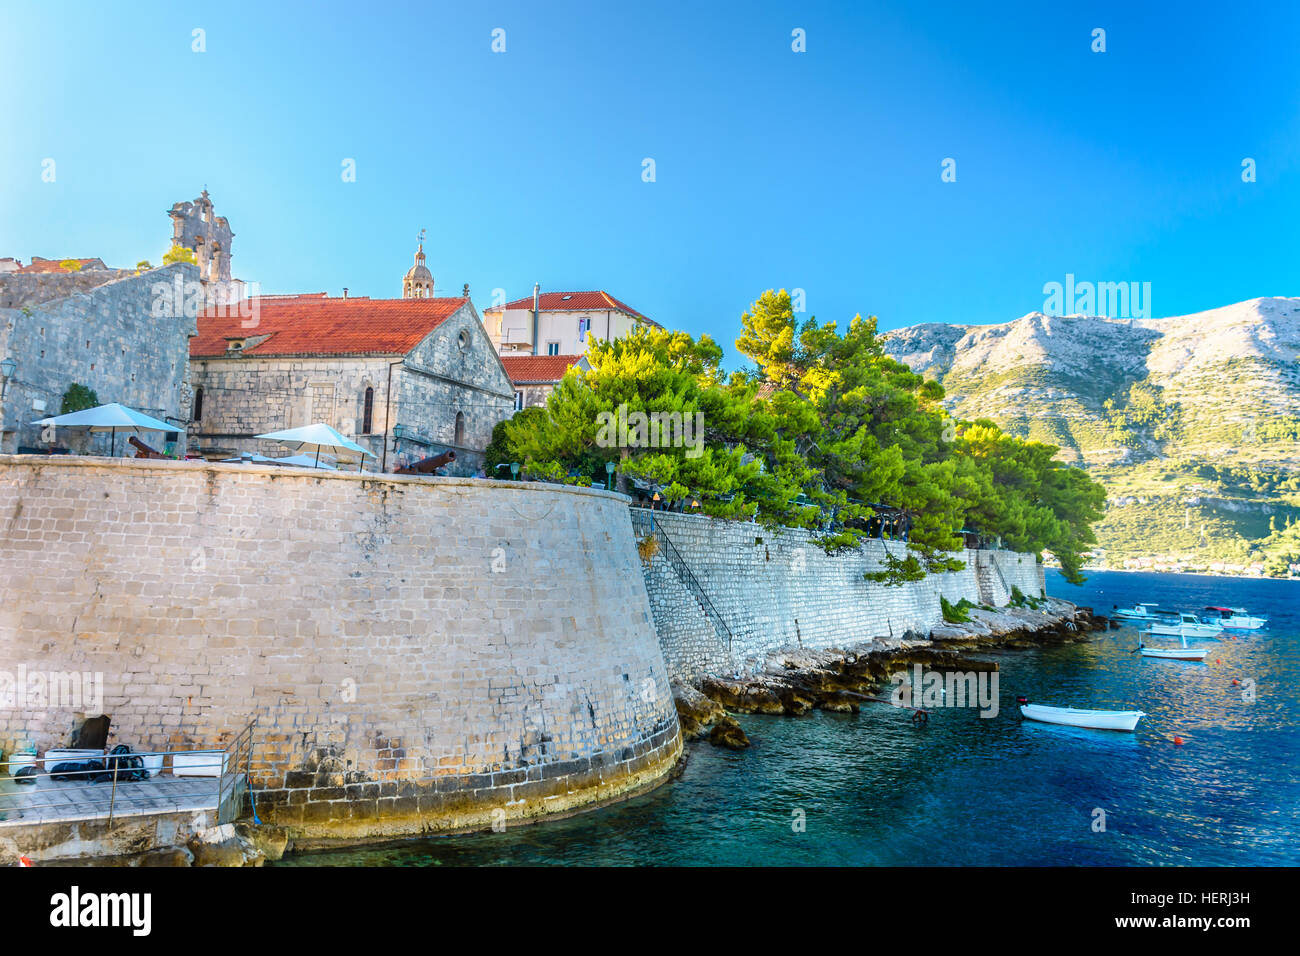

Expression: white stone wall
xmin=632 ymin=510 xmax=1045 ymax=681
xmin=0 ymin=264 xmax=197 ymax=455
xmin=0 ymin=457 xmax=680 ymax=838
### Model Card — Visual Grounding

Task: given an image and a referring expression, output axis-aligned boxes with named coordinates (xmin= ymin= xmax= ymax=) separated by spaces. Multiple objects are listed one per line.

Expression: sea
xmin=277 ymin=570 xmax=1300 ymax=866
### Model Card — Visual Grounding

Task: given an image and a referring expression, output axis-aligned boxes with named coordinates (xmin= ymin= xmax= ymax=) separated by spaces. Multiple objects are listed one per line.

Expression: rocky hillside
xmin=883 ymin=298 xmax=1300 ymax=573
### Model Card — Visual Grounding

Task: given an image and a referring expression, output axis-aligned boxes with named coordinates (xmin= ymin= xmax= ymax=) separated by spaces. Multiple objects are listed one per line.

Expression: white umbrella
xmin=270 ymin=453 xmax=338 ymax=470
xmin=254 ymin=423 xmax=375 ymax=471
xmin=32 ymin=402 xmax=175 ymax=457
xmin=220 ymin=453 xmax=281 ymax=464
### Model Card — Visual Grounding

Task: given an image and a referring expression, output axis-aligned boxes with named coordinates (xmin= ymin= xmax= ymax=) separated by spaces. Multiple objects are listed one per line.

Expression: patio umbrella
xmin=220 ymin=454 xmax=281 ymax=464
xmin=254 ymin=423 xmax=375 ymax=471
xmin=32 ymin=402 xmax=175 ymax=457
xmin=270 ymin=453 xmax=338 ymax=470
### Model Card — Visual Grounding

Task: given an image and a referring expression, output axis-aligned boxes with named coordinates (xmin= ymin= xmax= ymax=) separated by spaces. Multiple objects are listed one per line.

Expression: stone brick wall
xmin=0 ymin=457 xmax=680 ymax=842
xmin=631 ymin=509 xmax=1046 ymax=681
xmin=0 ymin=264 xmax=197 ymax=455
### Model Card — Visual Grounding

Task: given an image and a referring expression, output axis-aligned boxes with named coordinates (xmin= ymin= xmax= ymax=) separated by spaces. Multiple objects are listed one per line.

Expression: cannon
xmin=395 ymin=450 xmax=456 ymax=475
xmin=128 ymin=436 xmax=168 ymax=459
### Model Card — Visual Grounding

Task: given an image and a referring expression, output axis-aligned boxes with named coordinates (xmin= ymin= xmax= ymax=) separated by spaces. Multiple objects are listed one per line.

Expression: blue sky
xmin=2 ymin=0 xmax=1297 ymax=364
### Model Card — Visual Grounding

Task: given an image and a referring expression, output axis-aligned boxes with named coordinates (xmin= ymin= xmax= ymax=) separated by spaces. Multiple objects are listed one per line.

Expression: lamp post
xmin=604 ymin=460 xmax=615 ymax=491
xmin=0 ymin=356 xmax=15 ymax=400
xmin=0 ymin=356 xmax=14 ymax=454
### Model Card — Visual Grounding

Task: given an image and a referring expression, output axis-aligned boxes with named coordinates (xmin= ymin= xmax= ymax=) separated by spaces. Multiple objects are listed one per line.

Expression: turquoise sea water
xmin=278 ymin=570 xmax=1300 ymax=866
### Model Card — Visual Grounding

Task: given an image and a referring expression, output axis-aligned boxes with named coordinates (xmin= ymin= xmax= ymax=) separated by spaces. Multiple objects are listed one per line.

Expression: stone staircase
xmin=974 ymin=551 xmax=1010 ymax=606
xmin=631 ymin=508 xmax=734 ymax=655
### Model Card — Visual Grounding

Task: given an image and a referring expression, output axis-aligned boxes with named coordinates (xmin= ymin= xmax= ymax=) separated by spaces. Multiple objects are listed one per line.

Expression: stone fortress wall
xmin=0 ymin=457 xmax=680 ymax=844
xmin=0 ymin=456 xmax=1044 ymax=850
xmin=631 ymin=509 xmax=1045 ymax=681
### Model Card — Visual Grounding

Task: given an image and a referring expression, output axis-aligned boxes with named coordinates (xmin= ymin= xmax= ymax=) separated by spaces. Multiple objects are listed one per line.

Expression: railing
xmin=631 ymin=507 xmax=735 ymax=653
xmin=984 ymin=552 xmax=1013 ymax=601
xmin=216 ymin=719 xmax=257 ymax=824
xmin=0 ymin=719 xmax=256 ymax=828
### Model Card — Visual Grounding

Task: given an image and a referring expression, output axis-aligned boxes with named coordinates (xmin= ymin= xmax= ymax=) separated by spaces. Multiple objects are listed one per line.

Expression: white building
xmin=483 ymin=288 xmax=658 ymax=357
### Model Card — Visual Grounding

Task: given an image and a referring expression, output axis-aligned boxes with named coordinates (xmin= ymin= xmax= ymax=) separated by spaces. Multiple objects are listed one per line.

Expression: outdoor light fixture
xmin=605 ymin=460 xmax=615 ymax=491
xmin=0 ymin=356 xmax=15 ymax=400
xmin=510 ymin=462 xmax=520 ymax=478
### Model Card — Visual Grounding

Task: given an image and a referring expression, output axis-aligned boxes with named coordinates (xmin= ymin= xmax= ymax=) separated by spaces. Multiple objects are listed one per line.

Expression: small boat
xmin=1148 ymin=612 xmax=1223 ymax=639
xmin=1201 ymin=606 xmax=1267 ymax=630
xmin=1015 ymin=696 xmax=1145 ymax=731
xmin=1137 ymin=629 xmax=1209 ymax=661
xmin=1139 ymin=646 xmax=1208 ymax=660
xmin=1111 ymin=602 xmax=1175 ymax=624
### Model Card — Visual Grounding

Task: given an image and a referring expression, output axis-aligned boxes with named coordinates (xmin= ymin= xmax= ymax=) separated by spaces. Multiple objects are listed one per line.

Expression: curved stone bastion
xmin=0 ymin=456 xmax=681 ymax=846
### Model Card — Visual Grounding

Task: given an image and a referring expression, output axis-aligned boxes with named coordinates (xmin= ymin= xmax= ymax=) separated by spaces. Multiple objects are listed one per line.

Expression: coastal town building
xmin=189 ymin=246 xmax=516 ymax=475
xmin=483 ymin=288 xmax=654 ymax=412
xmin=0 ymin=260 xmax=198 ymax=455
xmin=483 ymin=288 xmax=657 ymax=357
xmin=500 ymin=353 xmax=590 ymax=410
xmin=0 ymin=191 xmax=260 ymax=456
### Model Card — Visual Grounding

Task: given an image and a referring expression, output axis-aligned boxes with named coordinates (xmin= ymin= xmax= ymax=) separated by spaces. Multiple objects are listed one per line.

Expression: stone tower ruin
xmin=168 ymin=190 xmax=233 ymax=283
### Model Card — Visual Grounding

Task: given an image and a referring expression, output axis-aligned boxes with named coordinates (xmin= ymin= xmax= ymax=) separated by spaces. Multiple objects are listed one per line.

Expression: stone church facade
xmin=189 ymin=256 xmax=516 ymax=475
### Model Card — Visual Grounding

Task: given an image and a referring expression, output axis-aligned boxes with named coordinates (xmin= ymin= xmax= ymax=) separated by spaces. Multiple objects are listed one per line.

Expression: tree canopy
xmin=493 ymin=289 xmax=1107 ymax=584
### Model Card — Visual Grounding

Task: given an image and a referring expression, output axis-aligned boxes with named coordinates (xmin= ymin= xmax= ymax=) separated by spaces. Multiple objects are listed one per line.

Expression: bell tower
xmin=403 ymin=230 xmax=434 ymax=299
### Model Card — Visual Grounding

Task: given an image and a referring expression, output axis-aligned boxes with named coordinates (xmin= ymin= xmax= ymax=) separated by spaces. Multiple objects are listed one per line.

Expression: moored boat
xmin=1202 ymin=606 xmax=1267 ymax=630
xmin=1111 ymin=602 xmax=1175 ymax=624
xmin=1139 ymin=646 xmax=1208 ymax=661
xmin=1148 ymin=612 xmax=1224 ymax=639
xmin=1015 ymin=696 xmax=1145 ymax=731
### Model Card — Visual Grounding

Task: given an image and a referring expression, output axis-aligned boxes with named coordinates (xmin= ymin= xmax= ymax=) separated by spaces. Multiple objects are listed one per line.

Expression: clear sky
xmin=2 ymin=0 xmax=1296 ymax=364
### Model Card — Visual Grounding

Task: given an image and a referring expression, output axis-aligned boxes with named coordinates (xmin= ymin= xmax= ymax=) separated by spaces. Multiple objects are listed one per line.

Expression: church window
xmin=193 ymin=387 xmax=204 ymax=422
xmin=454 ymin=411 xmax=465 ymax=446
xmin=457 ymin=329 xmax=470 ymax=351
xmin=362 ymin=387 xmax=374 ymax=434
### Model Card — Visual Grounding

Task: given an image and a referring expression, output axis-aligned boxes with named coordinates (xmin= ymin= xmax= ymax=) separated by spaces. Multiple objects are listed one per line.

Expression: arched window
xmin=192 ymin=387 xmax=204 ymax=422
xmin=454 ymin=411 xmax=465 ymax=446
xmin=362 ymin=387 xmax=374 ymax=434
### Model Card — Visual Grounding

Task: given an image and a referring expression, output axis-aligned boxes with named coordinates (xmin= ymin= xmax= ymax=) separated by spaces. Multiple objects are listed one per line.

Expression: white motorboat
xmin=1202 ymin=606 xmax=1267 ymax=630
xmin=1148 ymin=612 xmax=1223 ymax=639
xmin=1111 ymin=602 xmax=1175 ymax=624
xmin=1015 ymin=697 xmax=1145 ymax=731
xmin=1139 ymin=646 xmax=1208 ymax=661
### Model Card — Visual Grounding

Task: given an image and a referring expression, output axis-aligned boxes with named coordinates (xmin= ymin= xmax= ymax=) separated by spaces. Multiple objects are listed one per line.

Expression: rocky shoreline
xmin=673 ymin=598 xmax=1107 ymax=747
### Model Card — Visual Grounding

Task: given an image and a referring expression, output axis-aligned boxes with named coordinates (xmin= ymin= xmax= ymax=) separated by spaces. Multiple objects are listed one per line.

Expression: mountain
xmin=882 ymin=298 xmax=1300 ymax=574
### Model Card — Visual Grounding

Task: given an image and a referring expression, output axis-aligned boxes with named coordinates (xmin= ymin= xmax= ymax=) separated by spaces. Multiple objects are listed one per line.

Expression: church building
xmin=189 ymin=243 xmax=515 ymax=475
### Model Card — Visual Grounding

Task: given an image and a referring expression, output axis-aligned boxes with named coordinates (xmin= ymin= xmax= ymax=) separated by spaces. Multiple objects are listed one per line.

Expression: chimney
xmin=532 ymin=282 xmax=540 ymax=356
xmin=342 ymin=287 xmax=348 ymax=298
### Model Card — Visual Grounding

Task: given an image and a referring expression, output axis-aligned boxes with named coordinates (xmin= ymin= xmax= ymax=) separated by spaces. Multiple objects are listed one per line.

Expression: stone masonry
xmin=631 ymin=509 xmax=1046 ymax=681
xmin=0 ymin=263 xmax=199 ymax=455
xmin=0 ymin=457 xmax=681 ymax=845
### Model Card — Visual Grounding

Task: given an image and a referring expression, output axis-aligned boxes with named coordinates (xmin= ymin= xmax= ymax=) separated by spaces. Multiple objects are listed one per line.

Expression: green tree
xmin=60 ymin=383 xmax=100 ymax=414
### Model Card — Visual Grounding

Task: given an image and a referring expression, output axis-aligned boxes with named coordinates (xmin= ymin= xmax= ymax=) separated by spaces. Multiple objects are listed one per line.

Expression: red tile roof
xmin=486 ymin=291 xmax=654 ymax=324
xmin=15 ymin=257 xmax=107 ymax=274
xmin=500 ymin=354 xmax=585 ymax=384
xmin=191 ymin=294 xmax=469 ymax=358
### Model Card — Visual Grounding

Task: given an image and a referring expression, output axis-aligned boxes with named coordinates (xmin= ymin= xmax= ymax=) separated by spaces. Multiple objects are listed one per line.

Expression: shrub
xmin=941 ymin=595 xmax=971 ymax=623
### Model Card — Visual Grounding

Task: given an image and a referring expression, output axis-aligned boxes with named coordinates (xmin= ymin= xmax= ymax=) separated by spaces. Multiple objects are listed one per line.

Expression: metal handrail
xmin=0 ymin=721 xmax=255 ymax=827
xmin=632 ymin=507 xmax=735 ymax=653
